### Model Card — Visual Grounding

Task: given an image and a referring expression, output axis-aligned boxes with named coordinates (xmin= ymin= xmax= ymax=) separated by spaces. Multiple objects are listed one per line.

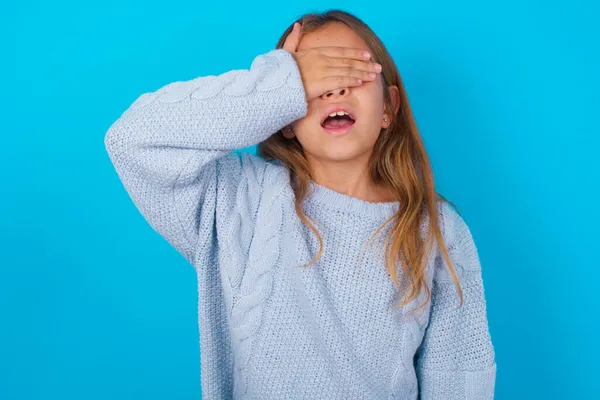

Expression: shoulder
xmin=433 ymin=200 xmax=482 ymax=282
xmin=419 ymin=199 xmax=465 ymax=244
xmin=438 ymin=201 xmax=467 ymax=242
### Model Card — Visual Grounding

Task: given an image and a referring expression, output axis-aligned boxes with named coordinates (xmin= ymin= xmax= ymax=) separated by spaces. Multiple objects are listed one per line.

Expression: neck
xmin=306 ymin=153 xmax=395 ymax=203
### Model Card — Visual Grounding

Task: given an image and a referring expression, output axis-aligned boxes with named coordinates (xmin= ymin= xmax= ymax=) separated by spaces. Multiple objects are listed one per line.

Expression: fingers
xmin=317 ymin=46 xmax=382 ymax=79
xmin=319 ymin=46 xmax=372 ymax=61
xmin=326 ymin=66 xmax=379 ymax=82
xmin=323 ymin=75 xmax=366 ymax=89
xmin=327 ymin=58 xmax=382 ymax=74
xmin=282 ymin=22 xmax=302 ymax=53
xmin=292 ymin=44 xmax=382 ymax=101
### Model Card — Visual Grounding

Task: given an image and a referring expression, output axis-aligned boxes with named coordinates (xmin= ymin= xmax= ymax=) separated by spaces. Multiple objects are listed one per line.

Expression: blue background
xmin=2 ymin=1 xmax=598 ymax=399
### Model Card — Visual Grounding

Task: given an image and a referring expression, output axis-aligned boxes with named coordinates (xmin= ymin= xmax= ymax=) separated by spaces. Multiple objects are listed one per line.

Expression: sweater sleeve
xmin=104 ymin=49 xmax=307 ymax=265
xmin=415 ymin=203 xmax=497 ymax=399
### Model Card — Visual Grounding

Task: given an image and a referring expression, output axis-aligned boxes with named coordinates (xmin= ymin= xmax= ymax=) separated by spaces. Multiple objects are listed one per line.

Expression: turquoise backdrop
xmin=3 ymin=1 xmax=598 ymax=399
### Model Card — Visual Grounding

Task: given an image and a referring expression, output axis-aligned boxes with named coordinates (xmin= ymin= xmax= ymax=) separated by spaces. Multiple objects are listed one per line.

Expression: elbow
xmin=104 ymin=116 xmax=138 ymax=165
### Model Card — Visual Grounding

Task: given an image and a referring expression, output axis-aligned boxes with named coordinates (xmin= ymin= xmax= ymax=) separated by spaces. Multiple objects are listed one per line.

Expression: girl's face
xmin=290 ymin=22 xmax=396 ymax=164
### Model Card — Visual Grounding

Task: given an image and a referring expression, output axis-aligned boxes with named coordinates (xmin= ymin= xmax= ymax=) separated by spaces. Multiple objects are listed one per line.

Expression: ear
xmin=282 ymin=125 xmax=295 ymax=139
xmin=381 ymin=85 xmax=401 ymax=129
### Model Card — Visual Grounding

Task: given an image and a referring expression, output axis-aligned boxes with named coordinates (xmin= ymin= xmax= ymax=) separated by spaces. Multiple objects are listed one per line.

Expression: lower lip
xmin=321 ymin=122 xmax=355 ymax=136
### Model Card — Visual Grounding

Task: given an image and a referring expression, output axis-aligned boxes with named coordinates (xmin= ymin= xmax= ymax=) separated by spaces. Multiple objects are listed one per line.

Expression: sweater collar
xmin=304 ymin=180 xmax=400 ymax=219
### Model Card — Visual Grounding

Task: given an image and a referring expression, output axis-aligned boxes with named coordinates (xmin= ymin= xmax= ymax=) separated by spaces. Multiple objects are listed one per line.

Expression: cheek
xmin=291 ymin=102 xmax=320 ymax=132
xmin=291 ymin=114 xmax=314 ymax=133
xmin=355 ymin=85 xmax=385 ymax=122
xmin=365 ymin=81 xmax=386 ymax=110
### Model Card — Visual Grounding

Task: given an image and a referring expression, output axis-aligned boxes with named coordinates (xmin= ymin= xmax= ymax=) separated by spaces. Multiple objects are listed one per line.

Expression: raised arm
xmin=104 ymin=49 xmax=307 ymax=265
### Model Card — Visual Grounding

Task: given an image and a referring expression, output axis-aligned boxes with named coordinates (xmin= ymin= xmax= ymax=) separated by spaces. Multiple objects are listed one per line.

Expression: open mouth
xmin=321 ymin=111 xmax=356 ymax=130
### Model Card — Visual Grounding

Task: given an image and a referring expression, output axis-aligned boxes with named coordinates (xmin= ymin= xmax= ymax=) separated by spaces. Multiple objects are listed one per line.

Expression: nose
xmin=320 ymin=87 xmax=350 ymax=99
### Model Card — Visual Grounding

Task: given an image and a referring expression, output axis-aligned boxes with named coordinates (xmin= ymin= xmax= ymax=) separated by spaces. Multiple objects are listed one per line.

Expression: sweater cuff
xmin=418 ymin=363 xmax=497 ymax=399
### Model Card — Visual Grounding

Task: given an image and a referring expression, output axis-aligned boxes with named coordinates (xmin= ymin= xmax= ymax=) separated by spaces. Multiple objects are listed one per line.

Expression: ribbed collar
xmin=303 ymin=180 xmax=400 ymax=219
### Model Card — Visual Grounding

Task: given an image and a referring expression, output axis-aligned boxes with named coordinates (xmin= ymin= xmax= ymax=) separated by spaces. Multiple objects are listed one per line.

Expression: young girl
xmin=105 ymin=10 xmax=496 ymax=400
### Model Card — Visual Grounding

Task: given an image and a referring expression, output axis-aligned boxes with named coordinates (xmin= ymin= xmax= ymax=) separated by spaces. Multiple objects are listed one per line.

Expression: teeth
xmin=329 ymin=111 xmax=350 ymax=117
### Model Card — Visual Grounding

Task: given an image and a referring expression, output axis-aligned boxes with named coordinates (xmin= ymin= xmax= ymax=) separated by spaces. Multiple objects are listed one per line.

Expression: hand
xmin=282 ymin=22 xmax=382 ymax=102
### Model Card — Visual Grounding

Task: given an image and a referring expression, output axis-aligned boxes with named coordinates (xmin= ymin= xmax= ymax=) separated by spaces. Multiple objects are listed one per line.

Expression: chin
xmin=297 ymin=131 xmax=374 ymax=162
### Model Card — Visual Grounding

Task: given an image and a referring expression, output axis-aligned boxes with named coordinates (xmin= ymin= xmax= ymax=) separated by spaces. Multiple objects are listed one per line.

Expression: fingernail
xmin=368 ymin=73 xmax=376 ymax=78
xmin=374 ymin=63 xmax=382 ymax=72
xmin=363 ymin=51 xmax=371 ymax=58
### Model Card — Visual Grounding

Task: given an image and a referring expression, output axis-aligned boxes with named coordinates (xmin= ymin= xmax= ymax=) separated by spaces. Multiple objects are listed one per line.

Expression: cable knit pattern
xmin=104 ymin=48 xmax=496 ymax=399
xmin=221 ymin=155 xmax=264 ymax=291
xmin=231 ymin=170 xmax=286 ymax=398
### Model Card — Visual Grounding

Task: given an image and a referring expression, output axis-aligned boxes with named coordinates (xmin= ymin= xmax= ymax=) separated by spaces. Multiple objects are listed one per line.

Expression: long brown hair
xmin=258 ymin=9 xmax=463 ymax=314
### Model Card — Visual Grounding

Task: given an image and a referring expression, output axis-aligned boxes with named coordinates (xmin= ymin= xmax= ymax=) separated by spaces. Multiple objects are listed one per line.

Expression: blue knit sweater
xmin=104 ymin=48 xmax=497 ymax=399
